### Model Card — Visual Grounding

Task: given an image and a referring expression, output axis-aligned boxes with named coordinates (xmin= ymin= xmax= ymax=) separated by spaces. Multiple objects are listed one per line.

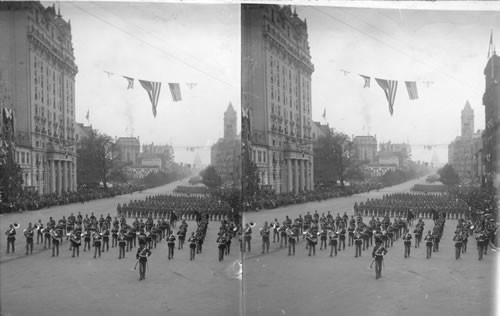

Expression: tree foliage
xmin=314 ymin=130 xmax=364 ymax=187
xmin=438 ymin=163 xmax=460 ymax=186
xmin=77 ymin=130 xmax=127 ymax=188
xmin=200 ymin=165 xmax=222 ymax=189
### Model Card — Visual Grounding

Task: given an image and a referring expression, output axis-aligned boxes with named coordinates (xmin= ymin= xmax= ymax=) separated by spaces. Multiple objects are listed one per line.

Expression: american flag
xmin=405 ymin=81 xmax=418 ymax=100
xmin=139 ymin=80 xmax=162 ymax=117
xmin=360 ymin=75 xmax=370 ymax=88
xmin=375 ymin=78 xmax=398 ymax=116
xmin=123 ymin=76 xmax=134 ymax=89
xmin=168 ymin=83 xmax=182 ymax=102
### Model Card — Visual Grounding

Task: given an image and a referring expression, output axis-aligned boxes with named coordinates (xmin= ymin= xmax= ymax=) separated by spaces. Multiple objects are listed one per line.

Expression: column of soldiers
xmin=244 ymin=206 xmax=497 ymax=278
xmin=117 ymin=194 xmax=232 ymax=222
xmin=4 ymin=196 xmax=241 ymax=280
xmin=354 ymin=193 xmax=469 ymax=219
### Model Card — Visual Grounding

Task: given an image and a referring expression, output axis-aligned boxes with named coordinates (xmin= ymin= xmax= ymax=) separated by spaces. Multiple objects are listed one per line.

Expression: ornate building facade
xmin=115 ymin=137 xmax=140 ymax=165
xmin=242 ymin=5 xmax=314 ymax=193
xmin=211 ymin=103 xmax=241 ymax=188
xmin=482 ymin=53 xmax=500 ymax=189
xmin=353 ymin=135 xmax=377 ymax=163
xmin=0 ymin=2 xmax=78 ymax=194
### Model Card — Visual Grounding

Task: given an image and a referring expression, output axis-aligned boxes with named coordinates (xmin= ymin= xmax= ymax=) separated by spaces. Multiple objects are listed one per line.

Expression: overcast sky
xmin=297 ymin=5 xmax=500 ymax=163
xmin=46 ymin=2 xmax=240 ymax=165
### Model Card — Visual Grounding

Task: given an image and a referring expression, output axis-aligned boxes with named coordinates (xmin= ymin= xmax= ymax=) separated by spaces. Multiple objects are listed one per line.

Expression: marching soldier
xmin=338 ymin=225 xmax=346 ymax=251
xmin=43 ymin=223 xmax=51 ymax=249
xmin=167 ymin=232 xmax=176 ymax=260
xmin=217 ymin=233 xmax=227 ymax=261
xmin=287 ymin=227 xmax=297 ymax=256
xmin=319 ymin=227 xmax=328 ymax=250
xmin=462 ymin=229 xmax=469 ymax=254
xmin=177 ymin=227 xmax=186 ymax=250
xmin=118 ymin=230 xmax=127 ymax=259
xmin=272 ymin=218 xmax=280 ymax=243
xmin=243 ymin=223 xmax=252 ymax=253
xmin=260 ymin=222 xmax=270 ymax=254
xmin=306 ymin=230 xmax=318 ymax=256
xmin=354 ymin=229 xmax=363 ymax=258
xmin=24 ymin=223 xmax=34 ymax=255
xmin=278 ymin=223 xmax=287 ymax=248
xmin=476 ymin=229 xmax=486 ymax=261
xmin=70 ymin=229 xmax=81 ymax=257
xmin=372 ymin=239 xmax=388 ymax=279
xmin=101 ymin=225 xmax=110 ymax=252
xmin=348 ymin=224 xmax=355 ymax=247
xmin=328 ymin=229 xmax=338 ymax=257
xmin=36 ymin=220 xmax=44 ymax=244
xmin=5 ymin=224 xmax=17 ymax=254
xmin=453 ymin=230 xmax=463 ymax=260
xmin=51 ymin=227 xmax=61 ymax=257
xmin=188 ymin=232 xmax=197 ymax=260
xmin=111 ymin=225 xmax=119 ymax=248
xmin=136 ymin=240 xmax=151 ymax=281
xmin=403 ymin=229 xmax=412 ymax=258
xmin=82 ymin=227 xmax=91 ymax=252
xmin=424 ymin=230 xmax=434 ymax=259
xmin=414 ymin=225 xmax=423 ymax=248
xmin=93 ymin=230 xmax=102 ymax=258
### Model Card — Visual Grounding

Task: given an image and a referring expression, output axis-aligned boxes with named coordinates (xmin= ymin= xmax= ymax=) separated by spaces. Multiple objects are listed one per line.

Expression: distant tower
xmin=431 ymin=150 xmax=440 ymax=167
xmin=224 ymin=102 xmax=237 ymax=139
xmin=461 ymin=100 xmax=474 ymax=138
xmin=193 ymin=152 xmax=202 ymax=170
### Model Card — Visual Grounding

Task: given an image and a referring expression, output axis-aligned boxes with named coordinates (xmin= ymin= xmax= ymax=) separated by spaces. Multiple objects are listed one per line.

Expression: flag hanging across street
xmin=123 ymin=76 xmax=134 ymax=89
xmin=360 ymin=75 xmax=371 ymax=88
xmin=139 ymin=80 xmax=162 ymax=117
xmin=169 ymin=83 xmax=182 ymax=102
xmin=405 ymin=81 xmax=418 ymax=100
xmin=186 ymin=83 xmax=197 ymax=90
xmin=375 ymin=78 xmax=398 ymax=116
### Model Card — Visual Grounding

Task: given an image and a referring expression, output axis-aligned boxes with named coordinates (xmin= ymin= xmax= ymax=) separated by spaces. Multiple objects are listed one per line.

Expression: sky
xmin=297 ymin=4 xmax=500 ymax=164
xmin=45 ymin=1 xmax=240 ymax=165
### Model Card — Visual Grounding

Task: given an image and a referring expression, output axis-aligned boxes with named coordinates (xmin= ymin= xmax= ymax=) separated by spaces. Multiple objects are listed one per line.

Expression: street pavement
xmin=0 ymin=179 xmax=241 ymax=316
xmin=241 ymin=178 xmax=497 ymax=316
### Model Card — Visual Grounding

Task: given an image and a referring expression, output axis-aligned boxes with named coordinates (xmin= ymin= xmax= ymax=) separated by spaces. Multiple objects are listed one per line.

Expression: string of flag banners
xmin=103 ymin=71 xmax=198 ymax=118
xmin=339 ymin=69 xmax=434 ymax=116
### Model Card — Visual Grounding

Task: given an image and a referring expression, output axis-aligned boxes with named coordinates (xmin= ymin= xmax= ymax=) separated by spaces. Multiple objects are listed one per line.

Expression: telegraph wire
xmin=69 ymin=2 xmax=236 ymax=89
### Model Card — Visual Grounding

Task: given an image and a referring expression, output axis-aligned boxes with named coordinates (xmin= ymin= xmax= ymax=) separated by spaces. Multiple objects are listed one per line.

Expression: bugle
xmin=249 ymin=222 xmax=256 ymax=228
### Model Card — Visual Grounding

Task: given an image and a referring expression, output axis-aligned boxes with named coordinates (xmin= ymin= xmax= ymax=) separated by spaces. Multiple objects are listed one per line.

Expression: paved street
xmin=0 ymin=179 xmax=241 ymax=316
xmin=241 ymin=178 xmax=497 ymax=316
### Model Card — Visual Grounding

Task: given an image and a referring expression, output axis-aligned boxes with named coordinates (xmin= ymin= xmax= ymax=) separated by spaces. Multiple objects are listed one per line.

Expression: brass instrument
xmin=13 ymin=223 xmax=20 ymax=229
xmin=249 ymin=222 xmax=256 ymax=228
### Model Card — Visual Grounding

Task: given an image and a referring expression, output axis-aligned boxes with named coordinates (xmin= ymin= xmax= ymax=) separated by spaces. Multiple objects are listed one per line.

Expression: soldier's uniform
xmin=453 ymin=231 xmax=463 ymax=260
xmin=188 ymin=233 xmax=197 ymax=260
xmin=372 ymin=241 xmax=388 ymax=279
xmin=118 ymin=231 xmax=127 ymax=259
xmin=424 ymin=231 xmax=434 ymax=259
xmin=70 ymin=230 xmax=81 ymax=257
xmin=167 ymin=233 xmax=176 ymax=260
xmin=260 ymin=223 xmax=270 ymax=254
xmin=217 ymin=234 xmax=226 ymax=261
xmin=288 ymin=227 xmax=298 ymax=256
xmin=403 ymin=231 xmax=412 ymax=258
xmin=243 ymin=224 xmax=252 ymax=252
xmin=93 ymin=231 xmax=102 ymax=258
xmin=354 ymin=231 xmax=363 ymax=257
xmin=24 ymin=224 xmax=34 ymax=255
xmin=329 ymin=230 xmax=339 ymax=257
xmin=136 ymin=242 xmax=151 ymax=281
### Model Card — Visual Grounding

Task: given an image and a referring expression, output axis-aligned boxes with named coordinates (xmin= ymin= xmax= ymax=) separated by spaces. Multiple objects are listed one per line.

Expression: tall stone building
xmin=211 ymin=103 xmax=241 ymax=188
xmin=115 ymin=137 xmax=140 ymax=165
xmin=448 ymin=101 xmax=483 ymax=184
xmin=0 ymin=2 xmax=78 ymax=194
xmin=242 ymin=5 xmax=314 ymax=193
xmin=353 ymin=135 xmax=377 ymax=163
xmin=482 ymin=53 xmax=500 ymax=189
